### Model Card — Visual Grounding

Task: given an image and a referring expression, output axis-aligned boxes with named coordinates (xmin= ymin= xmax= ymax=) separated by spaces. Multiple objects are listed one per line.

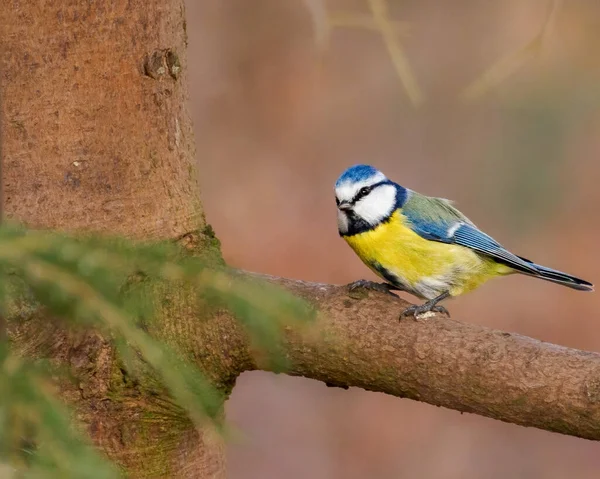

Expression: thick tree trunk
xmin=1 ymin=1 xmax=228 ymax=477
xmin=2 ymin=0 xmax=201 ymax=238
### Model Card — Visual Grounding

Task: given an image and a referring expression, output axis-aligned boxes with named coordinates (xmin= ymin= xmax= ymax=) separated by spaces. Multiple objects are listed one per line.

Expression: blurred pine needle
xmin=0 ymin=346 xmax=120 ymax=479
xmin=0 ymin=223 xmax=314 ymax=477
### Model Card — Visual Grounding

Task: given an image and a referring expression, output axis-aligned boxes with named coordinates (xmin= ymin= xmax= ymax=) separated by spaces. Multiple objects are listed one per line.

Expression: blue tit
xmin=335 ymin=164 xmax=594 ymax=318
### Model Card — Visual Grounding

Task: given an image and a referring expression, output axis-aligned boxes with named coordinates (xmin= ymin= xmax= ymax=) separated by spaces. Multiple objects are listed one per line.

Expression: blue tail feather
xmin=519 ymin=258 xmax=594 ymax=292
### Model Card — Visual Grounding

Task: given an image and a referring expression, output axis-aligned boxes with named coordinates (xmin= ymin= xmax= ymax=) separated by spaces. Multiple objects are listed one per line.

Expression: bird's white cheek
xmin=353 ymin=199 xmax=386 ymax=225
xmin=353 ymin=185 xmax=396 ymax=225
xmin=337 ymin=210 xmax=349 ymax=234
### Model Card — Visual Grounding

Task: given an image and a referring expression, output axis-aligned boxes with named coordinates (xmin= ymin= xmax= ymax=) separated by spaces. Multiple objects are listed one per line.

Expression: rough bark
xmin=2 ymin=1 xmax=600 ymax=479
xmin=1 ymin=1 xmax=227 ymax=477
xmin=253 ymin=275 xmax=600 ymax=441
xmin=2 ymin=0 xmax=201 ymax=239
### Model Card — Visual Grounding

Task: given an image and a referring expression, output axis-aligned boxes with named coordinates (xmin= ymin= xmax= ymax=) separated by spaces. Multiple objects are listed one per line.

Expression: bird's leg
xmin=400 ymin=291 xmax=451 ymax=319
xmin=346 ymin=279 xmax=399 ymax=298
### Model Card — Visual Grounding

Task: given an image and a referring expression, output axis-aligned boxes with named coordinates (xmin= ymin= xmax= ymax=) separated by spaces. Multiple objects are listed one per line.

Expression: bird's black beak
xmin=338 ymin=201 xmax=352 ymax=211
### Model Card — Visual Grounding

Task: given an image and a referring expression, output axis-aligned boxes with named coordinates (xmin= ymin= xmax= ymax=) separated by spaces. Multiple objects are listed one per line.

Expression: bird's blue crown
xmin=335 ymin=164 xmax=383 ymax=187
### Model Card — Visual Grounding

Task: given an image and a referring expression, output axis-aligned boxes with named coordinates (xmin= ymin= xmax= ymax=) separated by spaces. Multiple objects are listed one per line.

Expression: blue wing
xmin=402 ymin=192 xmax=538 ymax=274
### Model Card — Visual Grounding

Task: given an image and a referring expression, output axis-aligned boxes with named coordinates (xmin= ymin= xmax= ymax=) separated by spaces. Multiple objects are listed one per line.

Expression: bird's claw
xmin=347 ymin=279 xmax=398 ymax=297
xmin=400 ymin=303 xmax=450 ymax=320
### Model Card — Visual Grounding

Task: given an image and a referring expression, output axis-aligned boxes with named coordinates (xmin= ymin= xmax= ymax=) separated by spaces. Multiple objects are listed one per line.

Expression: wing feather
xmin=402 ymin=191 xmax=538 ymax=274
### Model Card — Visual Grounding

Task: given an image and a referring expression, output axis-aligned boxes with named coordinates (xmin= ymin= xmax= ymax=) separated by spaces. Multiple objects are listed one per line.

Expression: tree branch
xmin=246 ymin=273 xmax=600 ymax=441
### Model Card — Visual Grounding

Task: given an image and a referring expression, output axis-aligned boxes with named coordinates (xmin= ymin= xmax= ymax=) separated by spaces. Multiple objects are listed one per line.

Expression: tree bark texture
xmin=2 ymin=0 xmax=201 ymax=239
xmin=2 ymin=2 xmax=600 ymax=479
xmin=1 ymin=1 xmax=227 ymax=477
xmin=255 ymin=276 xmax=600 ymax=441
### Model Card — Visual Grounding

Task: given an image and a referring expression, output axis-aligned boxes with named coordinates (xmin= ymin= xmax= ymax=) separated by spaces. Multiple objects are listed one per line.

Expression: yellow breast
xmin=343 ymin=210 xmax=510 ymax=298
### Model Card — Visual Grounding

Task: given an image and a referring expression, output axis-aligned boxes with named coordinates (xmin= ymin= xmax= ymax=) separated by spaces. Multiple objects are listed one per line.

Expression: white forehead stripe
xmin=335 ymin=172 xmax=387 ymax=201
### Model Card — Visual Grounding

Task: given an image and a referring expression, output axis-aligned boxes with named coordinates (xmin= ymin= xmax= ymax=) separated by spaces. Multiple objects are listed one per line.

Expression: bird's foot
xmin=400 ymin=301 xmax=450 ymax=320
xmin=400 ymin=291 xmax=451 ymax=320
xmin=346 ymin=279 xmax=398 ymax=297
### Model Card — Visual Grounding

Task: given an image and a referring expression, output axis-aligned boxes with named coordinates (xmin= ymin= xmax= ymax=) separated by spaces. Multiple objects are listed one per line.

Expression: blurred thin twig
xmin=538 ymin=0 xmax=563 ymax=57
xmin=328 ymin=13 xmax=410 ymax=35
xmin=305 ymin=0 xmax=422 ymax=107
xmin=305 ymin=0 xmax=563 ymax=104
xmin=461 ymin=0 xmax=562 ymax=101
xmin=302 ymin=0 xmax=330 ymax=50
xmin=366 ymin=0 xmax=423 ymax=107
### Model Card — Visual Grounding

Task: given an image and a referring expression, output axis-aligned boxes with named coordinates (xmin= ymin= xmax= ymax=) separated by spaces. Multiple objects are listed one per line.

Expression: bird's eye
xmin=335 ymin=197 xmax=340 ymax=206
xmin=358 ymin=186 xmax=371 ymax=197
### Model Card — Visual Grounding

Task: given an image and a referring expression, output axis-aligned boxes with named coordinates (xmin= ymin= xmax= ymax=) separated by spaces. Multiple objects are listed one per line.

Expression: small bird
xmin=335 ymin=164 xmax=594 ymax=318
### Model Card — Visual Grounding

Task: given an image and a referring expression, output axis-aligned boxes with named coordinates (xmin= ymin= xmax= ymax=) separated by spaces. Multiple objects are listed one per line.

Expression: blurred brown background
xmin=185 ymin=1 xmax=600 ymax=477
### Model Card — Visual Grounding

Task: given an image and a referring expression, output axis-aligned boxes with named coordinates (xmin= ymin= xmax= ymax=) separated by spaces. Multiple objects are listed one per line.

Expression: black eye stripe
xmin=353 ymin=186 xmax=372 ymax=202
